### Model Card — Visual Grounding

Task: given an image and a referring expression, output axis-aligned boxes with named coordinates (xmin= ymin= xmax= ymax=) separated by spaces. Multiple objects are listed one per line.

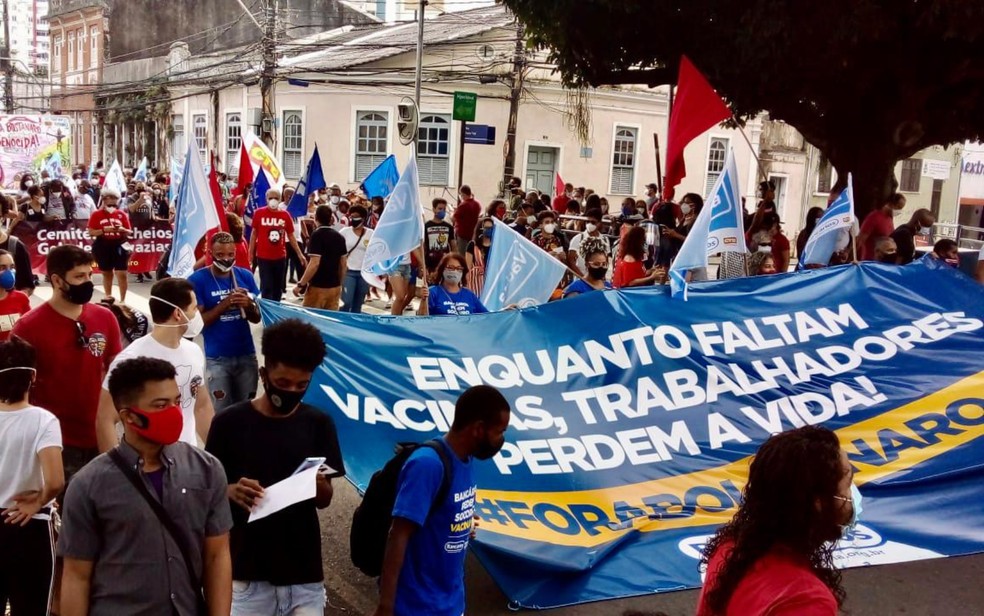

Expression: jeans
xmin=340 ymin=269 xmax=369 ymax=313
xmin=207 ymin=355 xmax=259 ymax=413
xmin=231 ymin=580 xmax=325 ymax=616
xmin=258 ymin=257 xmax=287 ymax=301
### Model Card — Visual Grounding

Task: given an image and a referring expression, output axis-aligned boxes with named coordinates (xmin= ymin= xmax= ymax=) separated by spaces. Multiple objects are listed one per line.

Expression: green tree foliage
xmin=502 ymin=0 xmax=984 ymax=216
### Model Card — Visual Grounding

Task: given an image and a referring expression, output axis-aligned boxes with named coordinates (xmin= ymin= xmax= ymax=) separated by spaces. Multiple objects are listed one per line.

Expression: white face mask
xmin=267 ymin=198 xmax=280 ymax=209
xmin=586 ymin=223 xmax=598 ymax=233
xmin=25 ymin=180 xmax=34 ymax=188
xmin=151 ymin=296 xmax=205 ymax=339
xmin=330 ymin=195 xmax=341 ymax=205
xmin=543 ymin=223 xmax=556 ymax=234
xmin=918 ymin=226 xmax=931 ymax=236
xmin=681 ymin=204 xmax=692 ymax=215
xmin=526 ymin=215 xmax=537 ymax=225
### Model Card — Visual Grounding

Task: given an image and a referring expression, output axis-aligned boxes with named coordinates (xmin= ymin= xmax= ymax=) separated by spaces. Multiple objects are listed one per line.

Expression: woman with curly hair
xmin=613 ymin=226 xmax=665 ymax=288
xmin=696 ymin=425 xmax=861 ymax=615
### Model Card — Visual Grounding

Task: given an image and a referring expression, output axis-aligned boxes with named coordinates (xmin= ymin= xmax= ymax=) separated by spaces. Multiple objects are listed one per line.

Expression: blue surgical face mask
xmin=837 ymin=483 xmax=863 ymax=538
xmin=436 ymin=210 xmax=447 ymax=220
xmin=0 ymin=269 xmax=15 ymax=291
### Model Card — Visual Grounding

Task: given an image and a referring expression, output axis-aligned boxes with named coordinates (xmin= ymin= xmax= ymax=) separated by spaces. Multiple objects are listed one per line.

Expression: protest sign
xmin=12 ymin=219 xmax=173 ymax=275
xmin=0 ymin=115 xmax=72 ymax=188
xmin=261 ymin=260 xmax=984 ymax=608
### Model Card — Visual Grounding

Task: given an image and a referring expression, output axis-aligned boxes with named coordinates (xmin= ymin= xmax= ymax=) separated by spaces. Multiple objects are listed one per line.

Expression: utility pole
xmin=260 ymin=0 xmax=278 ymax=148
xmin=413 ymin=0 xmax=425 ymax=111
xmin=501 ymin=21 xmax=525 ymax=195
xmin=1 ymin=0 xmax=13 ymax=113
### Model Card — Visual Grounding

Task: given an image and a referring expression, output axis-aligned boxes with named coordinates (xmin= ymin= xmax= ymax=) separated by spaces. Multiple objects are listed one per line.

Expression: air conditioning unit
xmin=246 ymin=108 xmax=263 ymax=129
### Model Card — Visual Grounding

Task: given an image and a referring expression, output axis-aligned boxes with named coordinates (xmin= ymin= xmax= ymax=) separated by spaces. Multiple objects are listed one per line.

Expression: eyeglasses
xmin=75 ymin=321 xmax=89 ymax=348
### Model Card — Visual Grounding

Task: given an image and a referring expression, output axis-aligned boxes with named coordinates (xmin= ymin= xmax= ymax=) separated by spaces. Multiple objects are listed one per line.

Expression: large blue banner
xmin=260 ymin=259 xmax=984 ymax=609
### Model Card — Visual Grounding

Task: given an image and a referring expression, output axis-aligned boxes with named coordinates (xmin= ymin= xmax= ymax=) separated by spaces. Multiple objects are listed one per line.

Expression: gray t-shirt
xmin=57 ymin=439 xmax=233 ymax=616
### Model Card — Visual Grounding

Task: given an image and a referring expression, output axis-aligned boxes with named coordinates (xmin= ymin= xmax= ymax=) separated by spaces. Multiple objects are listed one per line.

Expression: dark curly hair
xmin=262 ymin=318 xmax=327 ymax=372
xmin=700 ymin=426 xmax=848 ymax=614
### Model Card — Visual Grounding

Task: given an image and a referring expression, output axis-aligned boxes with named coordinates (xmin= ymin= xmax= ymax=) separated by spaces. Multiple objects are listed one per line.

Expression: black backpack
xmin=350 ymin=440 xmax=453 ymax=577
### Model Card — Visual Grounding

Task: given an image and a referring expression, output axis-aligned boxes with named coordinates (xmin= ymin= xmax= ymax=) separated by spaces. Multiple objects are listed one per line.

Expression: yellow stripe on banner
xmin=475 ymin=372 xmax=984 ymax=548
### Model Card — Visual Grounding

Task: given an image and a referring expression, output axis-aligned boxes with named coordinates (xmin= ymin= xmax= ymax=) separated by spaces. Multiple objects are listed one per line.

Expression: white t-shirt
xmin=0 ymin=406 xmax=62 ymax=515
xmin=102 ymin=334 xmax=206 ymax=447
xmin=74 ymin=194 xmax=96 ymax=220
xmin=340 ymin=226 xmax=373 ymax=271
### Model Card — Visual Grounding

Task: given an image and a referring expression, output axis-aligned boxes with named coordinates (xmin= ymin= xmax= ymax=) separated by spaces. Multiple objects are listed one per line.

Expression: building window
xmin=610 ymin=126 xmax=637 ymax=195
xmin=77 ymin=28 xmax=84 ymax=68
xmin=172 ymin=114 xmax=185 ymax=158
xmin=67 ymin=33 xmax=75 ymax=71
xmin=91 ymin=120 xmax=97 ymax=156
xmin=90 ymin=27 xmax=99 ymax=67
xmin=192 ymin=114 xmax=207 ymax=159
xmin=282 ymin=111 xmax=303 ymax=178
xmin=355 ymin=111 xmax=389 ymax=181
xmin=417 ymin=114 xmax=450 ymax=186
xmin=705 ymin=137 xmax=729 ymax=197
xmin=816 ymin=153 xmax=833 ymax=194
xmin=900 ymin=158 xmax=921 ymax=193
xmin=225 ymin=113 xmax=242 ymax=175
xmin=53 ymin=35 xmax=61 ymax=74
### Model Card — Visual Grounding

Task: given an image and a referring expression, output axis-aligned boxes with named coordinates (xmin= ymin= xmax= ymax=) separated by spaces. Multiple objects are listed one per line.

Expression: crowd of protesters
xmin=0 ymin=156 xmax=980 ymax=616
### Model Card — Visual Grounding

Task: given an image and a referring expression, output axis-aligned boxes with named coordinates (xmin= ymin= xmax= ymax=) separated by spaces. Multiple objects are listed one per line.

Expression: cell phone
xmin=293 ymin=457 xmax=325 ymax=475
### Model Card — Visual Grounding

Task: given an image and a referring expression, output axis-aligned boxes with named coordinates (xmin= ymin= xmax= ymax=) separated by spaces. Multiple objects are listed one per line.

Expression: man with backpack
xmin=368 ymin=385 xmax=510 ymax=616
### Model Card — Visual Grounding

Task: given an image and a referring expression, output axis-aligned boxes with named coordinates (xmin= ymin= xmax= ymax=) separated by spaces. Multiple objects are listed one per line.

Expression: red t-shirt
xmin=613 ymin=258 xmax=647 ymax=288
xmin=88 ymin=208 xmax=132 ymax=242
xmin=252 ymin=207 xmax=295 ymax=260
xmin=12 ymin=302 xmax=122 ymax=448
xmin=696 ymin=541 xmax=838 ymax=616
xmin=0 ymin=290 xmax=31 ymax=341
xmin=552 ymin=195 xmax=571 ymax=212
xmin=454 ymin=198 xmax=481 ymax=239
xmin=859 ymin=209 xmax=895 ymax=261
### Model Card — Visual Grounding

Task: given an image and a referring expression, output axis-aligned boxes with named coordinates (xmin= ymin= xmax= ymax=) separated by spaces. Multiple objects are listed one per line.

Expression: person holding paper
xmin=205 ymin=319 xmax=344 ymax=616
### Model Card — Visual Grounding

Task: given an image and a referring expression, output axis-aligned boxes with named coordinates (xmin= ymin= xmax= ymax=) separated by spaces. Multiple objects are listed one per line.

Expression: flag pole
xmin=732 ymin=116 xmax=769 ymax=183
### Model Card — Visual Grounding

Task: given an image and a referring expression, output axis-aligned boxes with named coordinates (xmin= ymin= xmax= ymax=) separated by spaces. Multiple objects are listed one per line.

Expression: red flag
xmin=208 ymin=152 xmax=230 ymax=232
xmin=554 ymin=172 xmax=565 ymax=198
xmin=235 ymin=144 xmax=253 ymax=197
xmin=663 ymin=56 xmax=731 ymax=199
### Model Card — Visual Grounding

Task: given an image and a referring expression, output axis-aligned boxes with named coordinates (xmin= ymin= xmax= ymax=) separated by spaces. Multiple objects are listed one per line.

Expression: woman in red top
xmin=613 ymin=226 xmax=664 ymax=288
xmin=697 ymin=426 xmax=860 ymax=616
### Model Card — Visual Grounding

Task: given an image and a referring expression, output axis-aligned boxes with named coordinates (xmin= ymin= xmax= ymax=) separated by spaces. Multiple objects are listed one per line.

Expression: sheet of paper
xmin=248 ymin=465 xmax=319 ymax=523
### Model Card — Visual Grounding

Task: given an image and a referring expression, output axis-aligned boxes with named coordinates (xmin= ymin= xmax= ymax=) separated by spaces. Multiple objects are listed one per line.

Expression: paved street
xmin=34 ymin=278 xmax=984 ymax=616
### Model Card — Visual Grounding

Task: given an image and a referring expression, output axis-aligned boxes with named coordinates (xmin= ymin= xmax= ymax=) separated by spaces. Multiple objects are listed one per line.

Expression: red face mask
xmin=127 ymin=405 xmax=183 ymax=445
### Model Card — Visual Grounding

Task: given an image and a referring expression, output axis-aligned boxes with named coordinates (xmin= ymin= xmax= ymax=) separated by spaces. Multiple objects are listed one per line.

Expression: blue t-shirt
xmin=188 ymin=266 xmax=260 ymax=358
xmin=392 ymin=441 xmax=475 ymax=616
xmin=427 ymin=286 xmax=488 ymax=316
xmin=562 ymin=278 xmax=612 ymax=298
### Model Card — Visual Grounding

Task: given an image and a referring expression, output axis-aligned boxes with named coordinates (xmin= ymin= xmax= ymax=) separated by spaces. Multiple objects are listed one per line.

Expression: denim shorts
xmin=391 ymin=263 xmax=412 ymax=279
xmin=231 ymin=580 xmax=325 ymax=616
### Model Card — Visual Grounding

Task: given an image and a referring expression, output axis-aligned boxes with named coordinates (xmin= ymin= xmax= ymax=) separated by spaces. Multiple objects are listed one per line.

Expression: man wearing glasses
xmin=13 ymin=245 xmax=123 ymax=486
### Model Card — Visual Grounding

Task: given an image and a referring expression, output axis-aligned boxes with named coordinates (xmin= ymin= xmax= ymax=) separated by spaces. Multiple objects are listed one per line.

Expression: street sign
xmin=464 ymin=124 xmax=496 ymax=145
xmin=921 ymin=159 xmax=951 ymax=180
xmin=453 ymin=91 xmax=477 ymax=122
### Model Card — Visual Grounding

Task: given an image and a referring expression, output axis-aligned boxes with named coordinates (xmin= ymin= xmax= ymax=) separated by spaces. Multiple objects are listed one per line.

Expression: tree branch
xmin=587 ymin=67 xmax=676 ymax=88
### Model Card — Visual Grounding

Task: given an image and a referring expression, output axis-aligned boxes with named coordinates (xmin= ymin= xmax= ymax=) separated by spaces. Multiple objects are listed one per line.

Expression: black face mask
xmin=473 ymin=428 xmax=504 ymax=460
xmin=878 ymin=254 xmax=898 ymax=265
xmin=61 ymin=280 xmax=95 ymax=305
xmin=587 ymin=266 xmax=608 ymax=280
xmin=262 ymin=377 xmax=306 ymax=416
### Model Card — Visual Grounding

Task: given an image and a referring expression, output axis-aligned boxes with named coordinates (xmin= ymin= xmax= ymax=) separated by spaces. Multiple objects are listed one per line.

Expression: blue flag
xmin=44 ymin=151 xmax=62 ymax=178
xmin=87 ymin=159 xmax=96 ymax=180
xmin=287 ymin=144 xmax=326 ymax=218
xmin=360 ymin=154 xmax=400 ymax=200
xmin=669 ymin=148 xmax=747 ymax=299
xmin=481 ymin=218 xmax=569 ymax=311
xmin=362 ymin=153 xmax=423 ymax=279
xmin=134 ymin=157 xmax=149 ymax=182
xmin=168 ymin=143 xmax=222 ymax=278
xmin=246 ymin=168 xmax=271 ymax=227
xmin=800 ymin=173 xmax=856 ymax=268
xmin=169 ymin=157 xmax=185 ymax=203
